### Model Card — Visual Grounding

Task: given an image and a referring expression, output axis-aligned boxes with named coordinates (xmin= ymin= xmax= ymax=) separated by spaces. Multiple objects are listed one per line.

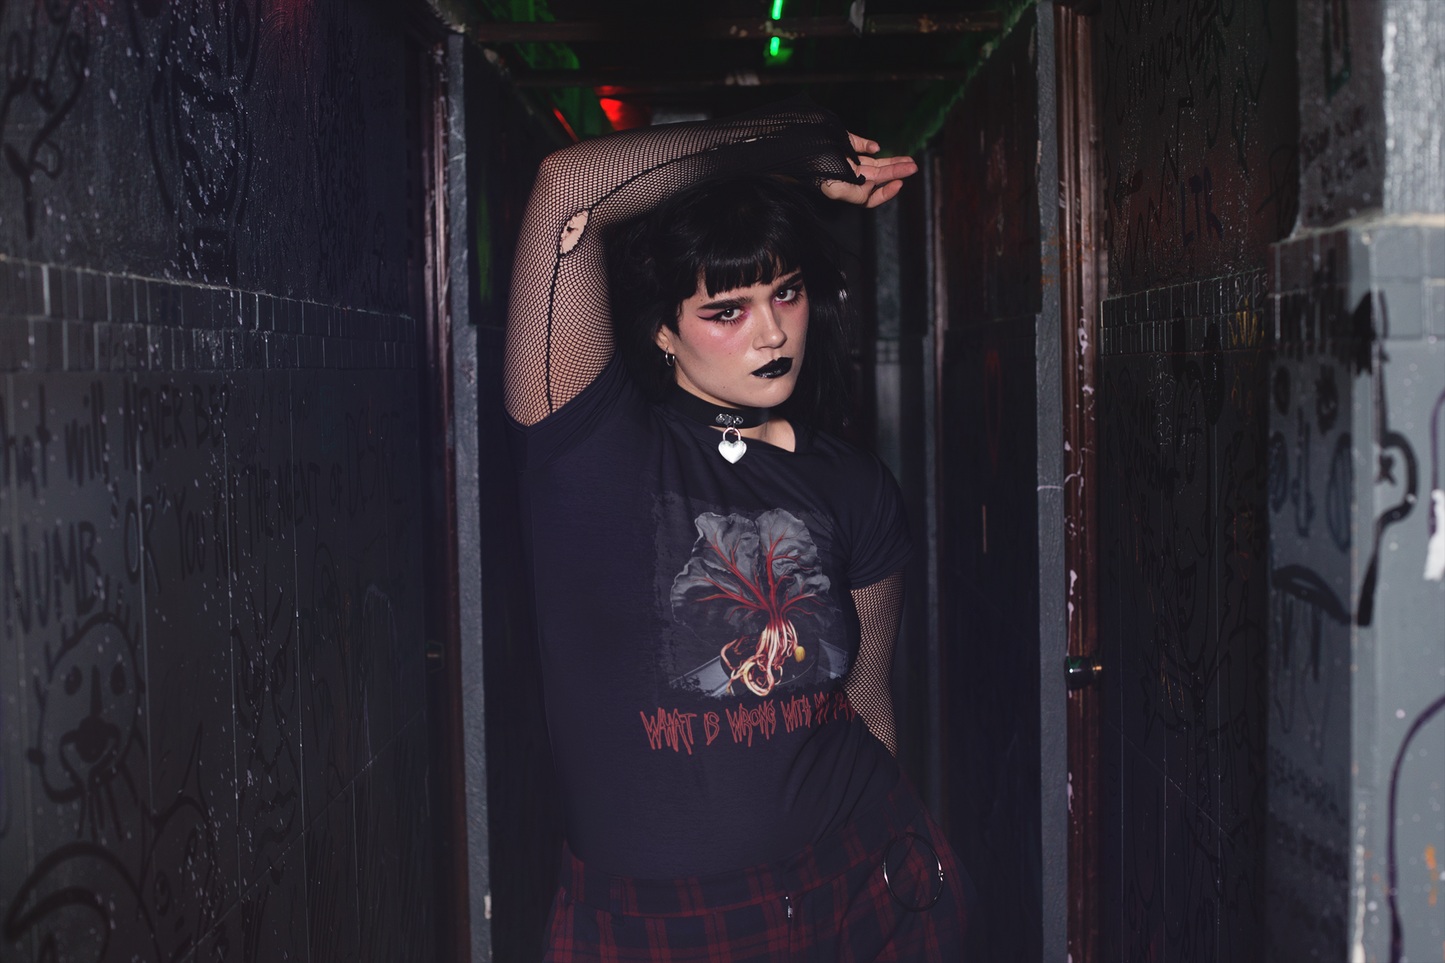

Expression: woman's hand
xmin=820 ymin=133 xmax=918 ymax=208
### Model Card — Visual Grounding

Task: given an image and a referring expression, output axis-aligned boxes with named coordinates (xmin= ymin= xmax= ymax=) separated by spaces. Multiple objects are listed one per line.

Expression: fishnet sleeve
xmin=845 ymin=570 xmax=904 ymax=756
xmin=504 ymin=99 xmax=862 ymax=426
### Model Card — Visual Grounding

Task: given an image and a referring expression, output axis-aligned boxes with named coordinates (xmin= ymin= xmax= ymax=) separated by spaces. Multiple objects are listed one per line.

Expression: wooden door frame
xmin=405 ymin=15 xmax=485 ymax=961
xmin=1055 ymin=5 xmax=1104 ymax=962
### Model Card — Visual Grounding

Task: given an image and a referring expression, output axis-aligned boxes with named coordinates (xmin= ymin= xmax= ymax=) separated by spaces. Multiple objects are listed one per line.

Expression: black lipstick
xmin=751 ymin=357 xmax=793 ymax=379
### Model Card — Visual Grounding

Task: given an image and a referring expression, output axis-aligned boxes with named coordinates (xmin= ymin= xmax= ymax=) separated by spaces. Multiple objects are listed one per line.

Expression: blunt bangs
xmin=685 ymin=187 xmax=809 ymax=299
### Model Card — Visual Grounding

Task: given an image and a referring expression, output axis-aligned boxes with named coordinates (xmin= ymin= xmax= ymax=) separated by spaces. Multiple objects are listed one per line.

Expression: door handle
xmin=1064 ymin=655 xmax=1102 ymax=690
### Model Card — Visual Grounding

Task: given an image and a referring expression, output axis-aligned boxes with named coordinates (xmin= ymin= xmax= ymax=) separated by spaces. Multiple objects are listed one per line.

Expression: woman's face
xmin=655 ymin=269 xmax=808 ymax=410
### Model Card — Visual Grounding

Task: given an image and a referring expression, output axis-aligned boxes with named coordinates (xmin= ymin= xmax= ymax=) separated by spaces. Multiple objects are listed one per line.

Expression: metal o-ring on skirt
xmin=881 ymin=831 xmax=946 ymax=912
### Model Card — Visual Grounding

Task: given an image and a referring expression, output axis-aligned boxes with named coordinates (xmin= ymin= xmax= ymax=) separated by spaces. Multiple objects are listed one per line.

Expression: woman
xmin=505 ymin=98 xmax=972 ymax=961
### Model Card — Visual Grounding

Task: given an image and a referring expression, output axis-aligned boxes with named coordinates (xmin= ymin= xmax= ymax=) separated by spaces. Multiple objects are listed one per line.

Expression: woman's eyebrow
xmin=698 ymin=294 xmax=750 ymax=310
xmin=697 ymin=272 xmax=805 ymax=310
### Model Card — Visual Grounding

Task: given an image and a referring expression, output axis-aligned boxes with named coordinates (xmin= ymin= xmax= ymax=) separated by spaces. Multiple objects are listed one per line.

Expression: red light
xmin=596 ymin=91 xmax=650 ymax=131
xmin=552 ymin=107 xmax=580 ymax=142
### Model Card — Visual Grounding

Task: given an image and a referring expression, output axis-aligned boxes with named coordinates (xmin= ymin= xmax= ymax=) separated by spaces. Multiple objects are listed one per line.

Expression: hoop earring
xmin=664 ymin=352 xmax=675 ymax=367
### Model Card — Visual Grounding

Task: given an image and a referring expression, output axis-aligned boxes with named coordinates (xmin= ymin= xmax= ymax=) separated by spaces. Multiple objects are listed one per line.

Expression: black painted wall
xmin=936 ymin=14 xmax=1051 ymax=962
xmin=1096 ymin=0 xmax=1297 ymax=958
xmin=1097 ymin=272 xmax=1272 ymax=961
xmin=0 ymin=2 xmax=433 ymax=960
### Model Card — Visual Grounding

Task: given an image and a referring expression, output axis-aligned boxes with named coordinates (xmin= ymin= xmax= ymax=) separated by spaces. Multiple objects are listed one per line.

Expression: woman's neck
xmin=744 ymin=418 xmax=795 ymax=451
xmin=665 ymin=382 xmax=797 ymax=452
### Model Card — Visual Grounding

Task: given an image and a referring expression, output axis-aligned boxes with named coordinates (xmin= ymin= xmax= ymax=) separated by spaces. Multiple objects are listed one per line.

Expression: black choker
xmin=664 ymin=386 xmax=772 ymax=430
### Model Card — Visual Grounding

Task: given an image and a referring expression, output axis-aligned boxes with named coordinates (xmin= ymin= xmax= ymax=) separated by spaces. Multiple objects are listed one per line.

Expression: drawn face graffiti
xmin=28 ymin=615 xmax=144 ymax=840
xmin=10 ymin=722 xmax=230 ymax=963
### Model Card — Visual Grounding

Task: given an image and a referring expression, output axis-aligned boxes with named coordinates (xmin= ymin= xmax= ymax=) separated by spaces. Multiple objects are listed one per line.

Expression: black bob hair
xmin=606 ymin=172 xmax=850 ymax=430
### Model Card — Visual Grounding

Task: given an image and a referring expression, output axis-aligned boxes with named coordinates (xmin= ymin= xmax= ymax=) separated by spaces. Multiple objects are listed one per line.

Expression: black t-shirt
xmin=508 ymin=357 xmax=911 ymax=878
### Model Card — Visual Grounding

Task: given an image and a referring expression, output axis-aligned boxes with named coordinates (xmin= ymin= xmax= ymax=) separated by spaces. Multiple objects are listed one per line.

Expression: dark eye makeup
xmin=697 ymin=275 xmax=805 ymax=323
xmin=702 ymin=305 xmax=745 ymax=323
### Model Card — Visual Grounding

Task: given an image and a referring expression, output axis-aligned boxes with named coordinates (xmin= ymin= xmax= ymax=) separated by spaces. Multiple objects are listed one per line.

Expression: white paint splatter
xmin=1351 ymin=839 xmax=1368 ymax=963
xmin=1424 ymin=489 xmax=1445 ymax=579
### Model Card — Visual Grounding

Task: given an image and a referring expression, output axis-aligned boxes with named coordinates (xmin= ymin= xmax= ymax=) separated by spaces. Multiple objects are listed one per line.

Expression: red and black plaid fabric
xmin=543 ymin=777 xmax=973 ymax=962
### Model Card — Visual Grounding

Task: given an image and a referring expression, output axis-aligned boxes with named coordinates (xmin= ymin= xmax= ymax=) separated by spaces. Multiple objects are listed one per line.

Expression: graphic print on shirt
xmin=668 ymin=508 xmax=846 ymax=698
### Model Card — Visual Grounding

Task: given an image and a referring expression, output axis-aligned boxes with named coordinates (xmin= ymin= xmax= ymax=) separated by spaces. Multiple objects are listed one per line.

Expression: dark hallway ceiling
xmin=442 ymin=0 xmax=1021 ymax=153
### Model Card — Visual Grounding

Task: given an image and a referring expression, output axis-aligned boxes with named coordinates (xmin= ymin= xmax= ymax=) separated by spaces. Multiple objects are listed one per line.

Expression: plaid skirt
xmin=543 ymin=776 xmax=973 ymax=962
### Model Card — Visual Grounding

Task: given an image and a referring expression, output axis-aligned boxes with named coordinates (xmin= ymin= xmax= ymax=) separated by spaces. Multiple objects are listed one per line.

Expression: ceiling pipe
xmin=512 ymin=65 xmax=978 ymax=90
xmin=465 ymin=12 xmax=1002 ymax=44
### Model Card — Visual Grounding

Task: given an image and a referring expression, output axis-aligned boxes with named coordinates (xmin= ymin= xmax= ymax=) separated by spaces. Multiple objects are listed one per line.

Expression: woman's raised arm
xmin=504 ymin=100 xmax=882 ymax=426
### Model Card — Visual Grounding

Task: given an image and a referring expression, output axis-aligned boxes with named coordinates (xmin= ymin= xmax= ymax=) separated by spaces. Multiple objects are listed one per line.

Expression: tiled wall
xmin=0 ymin=259 xmax=416 ymax=373
xmin=1093 ymin=0 xmax=1300 ymax=954
xmin=0 ymin=256 xmax=431 ymax=962
xmin=0 ymin=0 xmax=434 ymax=953
xmin=1266 ymin=222 xmax=1445 ymax=959
xmin=1097 ymin=271 xmax=1271 ymax=961
xmin=1100 ymin=272 xmax=1274 ymax=356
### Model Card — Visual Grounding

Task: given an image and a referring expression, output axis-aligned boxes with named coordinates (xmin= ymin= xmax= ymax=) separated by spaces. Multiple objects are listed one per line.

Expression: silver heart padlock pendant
xmin=718 ymin=427 xmax=747 ymax=464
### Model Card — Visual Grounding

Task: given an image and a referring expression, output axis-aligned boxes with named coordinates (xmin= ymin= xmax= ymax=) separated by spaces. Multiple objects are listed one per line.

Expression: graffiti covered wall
xmin=0 ymin=2 xmax=433 ymax=960
xmin=1099 ymin=0 xmax=1300 ymax=294
xmin=1097 ymin=272 xmax=1272 ymax=961
xmin=1096 ymin=0 xmax=1298 ymax=958
xmin=1267 ymin=5 xmax=1445 ymax=959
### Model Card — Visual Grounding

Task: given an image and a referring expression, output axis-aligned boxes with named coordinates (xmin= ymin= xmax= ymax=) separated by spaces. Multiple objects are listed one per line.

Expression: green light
xmin=769 ymin=36 xmax=781 ymax=55
xmin=770 ymin=0 xmax=784 ymax=18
